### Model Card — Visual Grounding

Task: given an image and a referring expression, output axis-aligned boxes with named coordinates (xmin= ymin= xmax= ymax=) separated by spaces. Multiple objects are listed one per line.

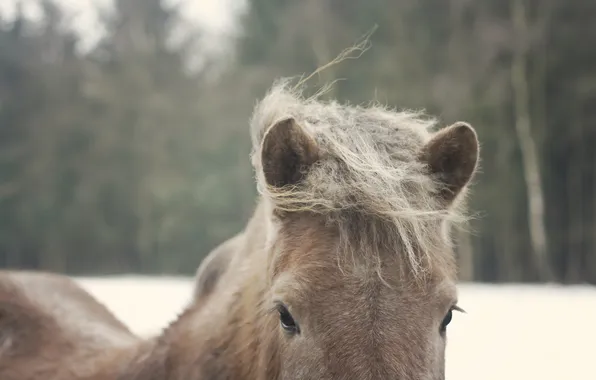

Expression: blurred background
xmin=0 ymin=0 xmax=595 ymax=285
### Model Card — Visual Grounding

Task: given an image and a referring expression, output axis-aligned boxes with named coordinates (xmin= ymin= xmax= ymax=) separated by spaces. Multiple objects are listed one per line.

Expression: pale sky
xmin=0 ymin=0 xmax=244 ymax=52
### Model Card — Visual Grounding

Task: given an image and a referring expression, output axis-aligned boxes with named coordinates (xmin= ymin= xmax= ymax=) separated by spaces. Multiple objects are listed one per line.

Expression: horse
xmin=0 ymin=270 xmax=144 ymax=379
xmin=0 ymin=78 xmax=480 ymax=380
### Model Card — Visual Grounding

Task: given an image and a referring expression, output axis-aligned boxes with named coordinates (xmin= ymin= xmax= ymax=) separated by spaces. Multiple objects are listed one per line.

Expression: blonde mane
xmin=250 ymin=79 xmax=470 ymax=277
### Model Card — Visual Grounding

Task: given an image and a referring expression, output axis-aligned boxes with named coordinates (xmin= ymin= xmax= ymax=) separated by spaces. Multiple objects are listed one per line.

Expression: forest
xmin=0 ymin=0 xmax=595 ymax=284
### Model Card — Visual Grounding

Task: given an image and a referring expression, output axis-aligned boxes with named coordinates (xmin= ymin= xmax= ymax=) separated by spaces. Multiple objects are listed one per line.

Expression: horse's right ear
xmin=420 ymin=121 xmax=479 ymax=205
xmin=261 ymin=117 xmax=320 ymax=188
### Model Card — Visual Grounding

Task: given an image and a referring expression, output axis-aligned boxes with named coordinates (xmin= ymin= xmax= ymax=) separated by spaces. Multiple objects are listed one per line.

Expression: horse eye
xmin=277 ymin=304 xmax=300 ymax=335
xmin=440 ymin=308 xmax=453 ymax=333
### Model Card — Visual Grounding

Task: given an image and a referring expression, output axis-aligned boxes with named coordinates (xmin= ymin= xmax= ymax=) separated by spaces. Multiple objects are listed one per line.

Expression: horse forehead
xmin=310 ymin=271 xmax=450 ymax=306
xmin=272 ymin=215 xmax=457 ymax=301
xmin=300 ymin=277 xmax=442 ymax=379
xmin=273 ymin=237 xmax=454 ymax=298
xmin=275 ymin=267 xmax=451 ymax=319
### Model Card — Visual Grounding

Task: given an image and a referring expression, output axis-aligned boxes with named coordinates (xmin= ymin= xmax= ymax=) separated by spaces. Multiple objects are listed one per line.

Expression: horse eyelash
xmin=452 ymin=305 xmax=466 ymax=314
xmin=266 ymin=300 xmax=287 ymax=316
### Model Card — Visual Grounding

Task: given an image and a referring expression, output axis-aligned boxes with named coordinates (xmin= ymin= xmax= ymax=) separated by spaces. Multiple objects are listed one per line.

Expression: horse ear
xmin=420 ymin=122 xmax=479 ymax=204
xmin=261 ymin=117 xmax=320 ymax=188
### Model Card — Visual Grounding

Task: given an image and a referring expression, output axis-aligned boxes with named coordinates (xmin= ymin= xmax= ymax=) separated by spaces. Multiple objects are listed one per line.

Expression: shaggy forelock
xmin=250 ymin=79 xmax=469 ymax=277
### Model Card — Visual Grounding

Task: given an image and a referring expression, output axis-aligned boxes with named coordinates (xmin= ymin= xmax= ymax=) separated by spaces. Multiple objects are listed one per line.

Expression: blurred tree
xmin=0 ymin=0 xmax=595 ymax=283
xmin=0 ymin=1 xmax=91 ymax=271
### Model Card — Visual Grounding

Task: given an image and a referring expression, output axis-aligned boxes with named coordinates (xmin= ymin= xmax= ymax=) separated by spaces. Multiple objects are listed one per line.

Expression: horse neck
xmin=150 ymin=201 xmax=276 ymax=380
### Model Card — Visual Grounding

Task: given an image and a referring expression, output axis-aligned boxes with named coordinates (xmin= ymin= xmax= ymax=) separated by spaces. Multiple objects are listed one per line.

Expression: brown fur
xmin=0 ymin=270 xmax=144 ymax=380
xmin=0 ymin=81 xmax=480 ymax=380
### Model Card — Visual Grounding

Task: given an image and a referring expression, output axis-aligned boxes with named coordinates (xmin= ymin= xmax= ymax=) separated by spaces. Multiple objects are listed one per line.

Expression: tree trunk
xmin=510 ymin=0 xmax=554 ymax=282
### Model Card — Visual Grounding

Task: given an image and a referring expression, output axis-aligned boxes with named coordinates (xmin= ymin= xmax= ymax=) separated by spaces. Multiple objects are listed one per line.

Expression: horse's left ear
xmin=420 ymin=122 xmax=479 ymax=204
xmin=261 ymin=117 xmax=320 ymax=188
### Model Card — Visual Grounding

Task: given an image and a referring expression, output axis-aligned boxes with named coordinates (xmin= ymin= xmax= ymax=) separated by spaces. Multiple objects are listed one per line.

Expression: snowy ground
xmin=76 ymin=276 xmax=596 ymax=380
